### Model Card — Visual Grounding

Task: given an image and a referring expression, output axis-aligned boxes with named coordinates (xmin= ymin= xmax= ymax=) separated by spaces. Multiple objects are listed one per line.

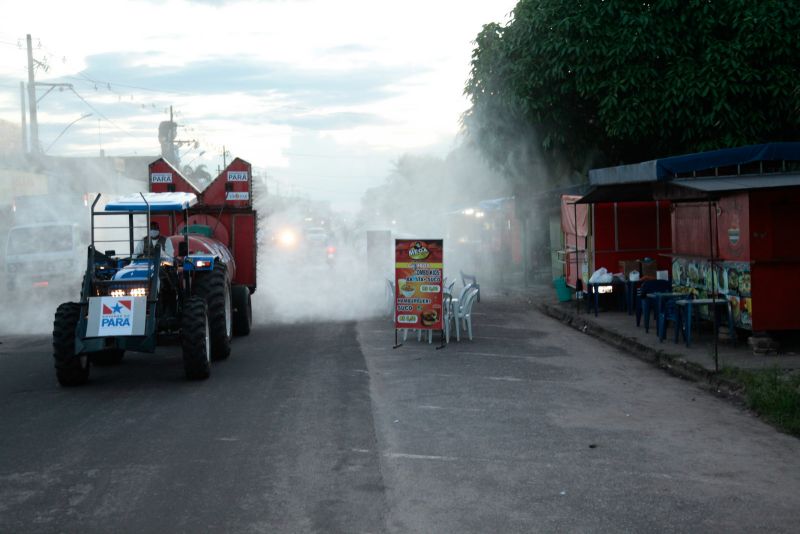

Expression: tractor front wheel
xmin=181 ymin=297 xmax=211 ymax=380
xmin=53 ymin=302 xmax=90 ymax=387
xmin=232 ymin=285 xmax=252 ymax=336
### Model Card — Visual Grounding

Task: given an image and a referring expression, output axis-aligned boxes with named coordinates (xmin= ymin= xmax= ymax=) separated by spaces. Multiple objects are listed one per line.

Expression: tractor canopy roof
xmin=104 ymin=192 xmax=198 ymax=212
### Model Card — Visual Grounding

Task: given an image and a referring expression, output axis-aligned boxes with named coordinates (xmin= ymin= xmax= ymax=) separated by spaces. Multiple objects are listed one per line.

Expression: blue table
xmin=643 ymin=292 xmax=685 ymax=334
xmin=675 ymin=298 xmax=736 ymax=347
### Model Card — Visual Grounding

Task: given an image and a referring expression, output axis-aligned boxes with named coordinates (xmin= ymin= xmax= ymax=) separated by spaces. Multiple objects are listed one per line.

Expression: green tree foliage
xmin=465 ymin=0 xmax=800 ymax=174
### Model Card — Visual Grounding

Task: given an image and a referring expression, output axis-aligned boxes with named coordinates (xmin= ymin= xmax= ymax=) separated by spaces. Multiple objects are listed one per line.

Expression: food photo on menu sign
xmin=394 ymin=240 xmax=444 ymax=330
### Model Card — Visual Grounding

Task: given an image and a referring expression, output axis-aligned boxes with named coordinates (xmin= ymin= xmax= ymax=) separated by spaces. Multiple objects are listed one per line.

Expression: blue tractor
xmin=52 ymin=192 xmax=252 ymax=386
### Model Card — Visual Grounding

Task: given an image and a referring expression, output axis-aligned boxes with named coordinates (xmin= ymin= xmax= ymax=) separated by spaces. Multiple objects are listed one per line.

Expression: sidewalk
xmin=505 ymin=282 xmax=800 ymax=384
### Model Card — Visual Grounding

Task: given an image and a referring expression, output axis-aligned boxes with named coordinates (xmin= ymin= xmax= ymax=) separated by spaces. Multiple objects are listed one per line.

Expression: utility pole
xmin=26 ymin=34 xmax=39 ymax=155
xmin=19 ymin=81 xmax=27 ymax=153
xmin=158 ymin=105 xmax=179 ymax=165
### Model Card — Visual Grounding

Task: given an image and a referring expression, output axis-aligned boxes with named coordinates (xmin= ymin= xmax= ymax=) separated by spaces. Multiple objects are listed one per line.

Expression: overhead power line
xmin=69 ymin=86 xmax=136 ymax=138
xmin=67 ymin=72 xmax=191 ymax=96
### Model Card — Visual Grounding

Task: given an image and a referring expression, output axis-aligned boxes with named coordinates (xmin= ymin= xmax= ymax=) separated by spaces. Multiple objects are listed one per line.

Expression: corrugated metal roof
xmin=672 ymin=174 xmax=800 ymax=192
xmin=576 ymin=173 xmax=800 ymax=204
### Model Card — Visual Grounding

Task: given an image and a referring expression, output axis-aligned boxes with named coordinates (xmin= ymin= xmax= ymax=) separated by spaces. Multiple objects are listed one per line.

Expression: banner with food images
xmin=671 ymin=258 xmax=752 ymax=329
xmin=395 ymin=239 xmax=443 ymax=330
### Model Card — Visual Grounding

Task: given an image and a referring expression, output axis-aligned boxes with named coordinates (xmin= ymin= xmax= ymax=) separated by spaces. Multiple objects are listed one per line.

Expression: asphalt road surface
xmin=1 ymin=295 xmax=800 ymax=533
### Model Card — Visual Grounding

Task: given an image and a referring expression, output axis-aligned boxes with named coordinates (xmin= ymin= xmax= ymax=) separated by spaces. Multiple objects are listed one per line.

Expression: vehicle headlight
xmin=110 ymin=289 xmax=126 ymax=297
xmin=129 ymin=287 xmax=147 ymax=297
xmin=277 ymin=229 xmax=298 ymax=247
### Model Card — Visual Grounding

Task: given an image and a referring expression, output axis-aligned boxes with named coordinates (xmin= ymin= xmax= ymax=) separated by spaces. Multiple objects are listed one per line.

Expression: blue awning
xmin=589 ymin=142 xmax=800 ymax=185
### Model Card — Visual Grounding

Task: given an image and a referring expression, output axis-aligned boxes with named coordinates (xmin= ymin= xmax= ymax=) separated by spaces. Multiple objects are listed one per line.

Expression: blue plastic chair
xmin=635 ymin=280 xmax=671 ymax=327
xmin=658 ymin=296 xmax=686 ymax=343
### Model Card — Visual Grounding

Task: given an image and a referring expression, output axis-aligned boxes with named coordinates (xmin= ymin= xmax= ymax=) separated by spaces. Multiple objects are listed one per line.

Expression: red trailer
xmin=148 ymin=157 xmax=257 ymax=292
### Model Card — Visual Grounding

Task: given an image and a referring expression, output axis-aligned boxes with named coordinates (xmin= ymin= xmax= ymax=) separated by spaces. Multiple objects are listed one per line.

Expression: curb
xmin=535 ymin=300 xmax=747 ymax=404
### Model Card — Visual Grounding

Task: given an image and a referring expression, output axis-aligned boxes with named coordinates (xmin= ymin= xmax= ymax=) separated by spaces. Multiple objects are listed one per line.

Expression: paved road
xmin=1 ymin=295 xmax=800 ymax=532
xmin=0 ymin=322 xmax=385 ymax=533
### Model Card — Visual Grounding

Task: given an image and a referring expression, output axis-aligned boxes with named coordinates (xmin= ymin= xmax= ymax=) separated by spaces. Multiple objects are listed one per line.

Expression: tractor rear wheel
xmin=181 ymin=297 xmax=211 ymax=380
xmin=194 ymin=264 xmax=232 ymax=360
xmin=232 ymin=285 xmax=252 ymax=336
xmin=92 ymin=349 xmax=125 ymax=366
xmin=53 ymin=302 xmax=90 ymax=387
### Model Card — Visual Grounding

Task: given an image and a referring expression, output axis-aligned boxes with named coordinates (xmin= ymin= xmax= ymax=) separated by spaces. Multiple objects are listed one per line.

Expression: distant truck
xmin=4 ymin=222 xmax=87 ymax=294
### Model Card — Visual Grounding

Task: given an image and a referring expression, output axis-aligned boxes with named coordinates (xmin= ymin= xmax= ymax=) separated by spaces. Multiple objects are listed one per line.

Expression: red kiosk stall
xmin=561 ymin=195 xmax=671 ymax=290
xmin=579 ymin=142 xmax=800 ymax=333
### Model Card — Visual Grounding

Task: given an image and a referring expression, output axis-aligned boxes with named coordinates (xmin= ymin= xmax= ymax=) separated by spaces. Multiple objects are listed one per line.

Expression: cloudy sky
xmin=0 ymin=0 xmax=515 ymax=211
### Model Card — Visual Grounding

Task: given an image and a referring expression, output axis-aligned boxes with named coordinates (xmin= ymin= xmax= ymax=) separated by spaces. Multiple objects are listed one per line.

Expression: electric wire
xmin=69 ymin=86 xmax=137 ymax=138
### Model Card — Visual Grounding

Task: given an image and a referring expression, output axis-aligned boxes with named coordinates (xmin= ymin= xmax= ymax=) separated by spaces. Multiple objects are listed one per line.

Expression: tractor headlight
xmin=184 ymin=256 xmax=214 ymax=271
xmin=129 ymin=287 xmax=147 ymax=298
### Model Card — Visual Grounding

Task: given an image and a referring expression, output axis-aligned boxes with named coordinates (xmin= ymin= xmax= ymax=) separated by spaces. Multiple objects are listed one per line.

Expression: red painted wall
xmin=593 ymin=203 xmax=615 ymax=252
xmin=749 ymin=188 xmax=800 ymax=261
xmin=751 ymin=264 xmax=800 ymax=330
xmin=592 ymin=201 xmax=672 ymax=275
xmin=231 ymin=213 xmax=257 ymax=289
xmin=671 ymin=202 xmax=719 ymax=258
xmin=748 ymin=188 xmax=800 ymax=330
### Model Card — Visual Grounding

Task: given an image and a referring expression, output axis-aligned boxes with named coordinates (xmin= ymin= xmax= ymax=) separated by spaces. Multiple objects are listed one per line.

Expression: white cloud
xmin=0 ymin=0 xmax=515 ymax=210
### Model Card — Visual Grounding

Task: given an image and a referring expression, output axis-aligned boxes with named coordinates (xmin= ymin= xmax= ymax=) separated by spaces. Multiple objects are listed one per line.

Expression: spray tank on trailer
xmin=148 ymin=156 xmax=257 ymax=333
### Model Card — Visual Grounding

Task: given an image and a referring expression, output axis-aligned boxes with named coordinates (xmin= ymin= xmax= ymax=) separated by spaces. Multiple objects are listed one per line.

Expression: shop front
xmin=574 ymin=142 xmax=800 ymax=333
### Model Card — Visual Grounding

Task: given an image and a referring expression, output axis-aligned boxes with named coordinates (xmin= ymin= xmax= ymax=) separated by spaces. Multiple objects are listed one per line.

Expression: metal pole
xmin=574 ymin=201 xmax=580 ymax=314
xmin=26 ymin=35 xmax=39 ymax=155
xmin=19 ymin=82 xmax=27 ymax=153
xmin=709 ymin=201 xmax=719 ymax=371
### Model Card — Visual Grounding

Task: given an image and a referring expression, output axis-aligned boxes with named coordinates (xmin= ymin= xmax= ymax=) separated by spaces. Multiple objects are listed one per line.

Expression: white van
xmin=4 ymin=222 xmax=87 ymax=295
